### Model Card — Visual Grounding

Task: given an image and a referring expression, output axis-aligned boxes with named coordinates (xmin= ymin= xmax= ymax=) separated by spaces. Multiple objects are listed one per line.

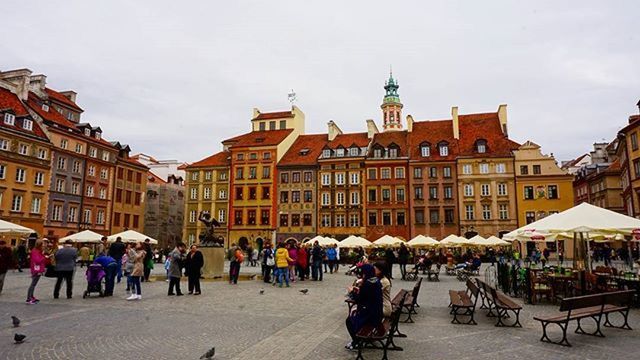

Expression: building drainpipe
xmin=78 ymin=156 xmax=88 ymax=232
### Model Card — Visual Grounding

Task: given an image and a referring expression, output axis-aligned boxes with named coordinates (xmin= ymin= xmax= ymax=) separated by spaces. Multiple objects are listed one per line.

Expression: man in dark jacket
xmin=185 ymin=244 xmax=204 ymax=295
xmin=143 ymin=239 xmax=153 ymax=282
xmin=54 ymin=240 xmax=78 ymax=299
xmin=0 ymin=240 xmax=13 ymax=294
xmin=16 ymin=241 xmax=27 ymax=272
xmin=384 ymin=248 xmax=396 ymax=279
xmin=108 ymin=237 xmax=126 ymax=283
xmin=311 ymin=242 xmax=323 ymax=281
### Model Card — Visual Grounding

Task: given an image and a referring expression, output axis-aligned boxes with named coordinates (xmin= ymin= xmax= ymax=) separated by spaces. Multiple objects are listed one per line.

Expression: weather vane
xmin=288 ymin=89 xmax=297 ymax=104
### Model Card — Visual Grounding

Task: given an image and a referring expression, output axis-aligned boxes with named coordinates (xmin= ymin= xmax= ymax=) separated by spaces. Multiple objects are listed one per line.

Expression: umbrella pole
xmin=573 ymin=233 xmax=578 ymax=269
xmin=585 ymin=233 xmax=591 ymax=272
xmin=556 ymin=238 xmax=560 ymax=267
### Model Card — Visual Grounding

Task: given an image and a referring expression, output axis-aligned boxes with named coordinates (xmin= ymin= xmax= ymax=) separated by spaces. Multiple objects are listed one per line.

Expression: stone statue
xmin=198 ymin=211 xmax=223 ymax=247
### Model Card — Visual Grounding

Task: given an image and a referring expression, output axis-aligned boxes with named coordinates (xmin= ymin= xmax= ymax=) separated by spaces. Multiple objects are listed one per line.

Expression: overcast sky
xmin=2 ymin=1 xmax=638 ymax=163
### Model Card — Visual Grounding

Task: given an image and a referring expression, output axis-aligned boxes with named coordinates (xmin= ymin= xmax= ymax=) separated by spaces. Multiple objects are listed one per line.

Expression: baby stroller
xmin=83 ymin=263 xmax=105 ymax=298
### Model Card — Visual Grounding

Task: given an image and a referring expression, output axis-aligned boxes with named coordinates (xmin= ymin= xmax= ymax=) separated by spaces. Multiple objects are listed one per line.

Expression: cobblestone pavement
xmin=0 ymin=265 xmax=638 ymax=360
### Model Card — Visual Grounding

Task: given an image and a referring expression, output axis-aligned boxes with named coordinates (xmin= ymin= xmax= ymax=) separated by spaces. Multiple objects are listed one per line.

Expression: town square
xmin=1 ymin=1 xmax=639 ymax=359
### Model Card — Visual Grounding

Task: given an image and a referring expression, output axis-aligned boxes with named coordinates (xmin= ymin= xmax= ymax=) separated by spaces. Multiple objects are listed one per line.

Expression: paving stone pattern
xmin=0 ymin=264 xmax=638 ymax=360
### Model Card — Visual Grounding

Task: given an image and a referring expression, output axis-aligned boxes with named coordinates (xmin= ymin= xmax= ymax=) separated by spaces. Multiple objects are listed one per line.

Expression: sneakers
xmin=26 ymin=297 xmax=38 ymax=305
xmin=126 ymin=294 xmax=137 ymax=301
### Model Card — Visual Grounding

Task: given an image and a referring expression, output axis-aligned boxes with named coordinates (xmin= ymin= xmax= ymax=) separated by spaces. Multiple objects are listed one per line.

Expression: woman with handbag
xmin=26 ymin=239 xmax=49 ymax=304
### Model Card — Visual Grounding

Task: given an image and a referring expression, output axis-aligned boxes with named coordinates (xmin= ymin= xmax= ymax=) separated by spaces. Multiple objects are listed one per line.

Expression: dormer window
xmin=438 ymin=142 xmax=449 ymax=157
xmin=299 ymin=148 xmax=310 ymax=156
xmin=3 ymin=113 xmax=15 ymax=126
xmin=420 ymin=143 xmax=430 ymax=157
xmin=336 ymin=148 xmax=345 ymax=157
xmin=67 ymin=113 xmax=73 ymax=121
xmin=322 ymin=149 xmax=331 ymax=158
xmin=42 ymin=104 xmax=49 ymax=111
xmin=349 ymin=147 xmax=359 ymax=157
xmin=22 ymin=119 xmax=33 ymax=131
xmin=84 ymin=128 xmax=91 ymax=137
xmin=373 ymin=148 xmax=382 ymax=158
xmin=388 ymin=145 xmax=398 ymax=158
xmin=476 ymin=139 xmax=487 ymax=154
xmin=95 ymin=132 xmax=101 ymax=140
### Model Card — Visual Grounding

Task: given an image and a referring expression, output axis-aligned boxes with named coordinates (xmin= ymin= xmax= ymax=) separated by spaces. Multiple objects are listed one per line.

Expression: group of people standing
xmin=260 ymin=241 xmax=339 ymax=287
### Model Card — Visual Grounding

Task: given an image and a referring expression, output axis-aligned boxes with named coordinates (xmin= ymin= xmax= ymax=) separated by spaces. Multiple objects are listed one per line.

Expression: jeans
xmin=131 ymin=276 xmax=142 ymax=295
xmin=296 ymin=264 xmax=306 ymax=281
xmin=188 ymin=272 xmax=201 ymax=293
xmin=262 ymin=265 xmax=272 ymax=283
xmin=27 ymin=274 xmax=41 ymax=300
xmin=312 ymin=260 xmax=323 ymax=281
xmin=54 ymin=270 xmax=74 ymax=298
xmin=229 ymin=261 xmax=240 ymax=284
xmin=114 ymin=257 xmax=122 ymax=283
xmin=276 ymin=267 xmax=289 ymax=286
xmin=399 ymin=263 xmax=407 ymax=279
xmin=126 ymin=274 xmax=133 ymax=291
xmin=168 ymin=276 xmax=182 ymax=295
xmin=104 ymin=263 xmax=117 ymax=296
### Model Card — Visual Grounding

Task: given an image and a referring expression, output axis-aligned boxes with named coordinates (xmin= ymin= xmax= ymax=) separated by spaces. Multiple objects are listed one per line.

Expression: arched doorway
xmin=238 ymin=237 xmax=249 ymax=250
xmin=256 ymin=237 xmax=264 ymax=252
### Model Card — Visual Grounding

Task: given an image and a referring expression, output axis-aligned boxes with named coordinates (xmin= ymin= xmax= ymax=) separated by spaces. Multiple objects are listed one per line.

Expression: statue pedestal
xmin=200 ymin=247 xmax=225 ymax=278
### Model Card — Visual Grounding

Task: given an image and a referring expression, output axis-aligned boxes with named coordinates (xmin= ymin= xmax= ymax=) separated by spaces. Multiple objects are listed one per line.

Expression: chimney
xmin=28 ymin=74 xmax=47 ymax=98
xmin=451 ymin=106 xmax=459 ymax=139
xmin=406 ymin=114 xmax=414 ymax=132
xmin=59 ymin=90 xmax=77 ymax=103
xmin=366 ymin=119 xmax=379 ymax=139
xmin=497 ymin=104 xmax=508 ymax=136
xmin=0 ymin=68 xmax=33 ymax=100
xmin=252 ymin=107 xmax=260 ymax=119
xmin=327 ymin=120 xmax=342 ymax=141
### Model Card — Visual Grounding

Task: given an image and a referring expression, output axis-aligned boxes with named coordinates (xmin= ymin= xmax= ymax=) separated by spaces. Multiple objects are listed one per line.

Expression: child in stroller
xmin=83 ymin=263 xmax=106 ymax=298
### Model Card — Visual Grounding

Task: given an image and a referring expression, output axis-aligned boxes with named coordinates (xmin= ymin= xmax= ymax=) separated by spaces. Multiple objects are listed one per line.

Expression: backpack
xmin=235 ymin=249 xmax=245 ymax=263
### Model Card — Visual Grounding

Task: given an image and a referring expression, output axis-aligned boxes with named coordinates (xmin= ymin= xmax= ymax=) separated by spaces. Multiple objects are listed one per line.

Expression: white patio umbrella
xmin=467 ymin=235 xmax=487 ymax=246
xmin=407 ymin=235 xmax=439 ymax=248
xmin=59 ymin=230 xmax=104 ymax=243
xmin=0 ymin=219 xmax=34 ymax=234
xmin=440 ymin=234 xmax=466 ymax=247
xmin=486 ymin=236 xmax=511 ymax=246
xmin=373 ymin=235 xmax=404 ymax=247
xmin=108 ymin=230 xmax=158 ymax=244
xmin=339 ymin=235 xmax=371 ymax=248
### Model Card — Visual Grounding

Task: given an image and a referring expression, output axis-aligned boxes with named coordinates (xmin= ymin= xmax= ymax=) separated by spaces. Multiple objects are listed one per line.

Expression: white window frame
xmin=350 ymin=172 xmax=359 ymax=185
xmin=204 ymin=187 xmax=211 ymax=199
xmin=0 ymin=139 xmax=8 ymax=150
xmin=34 ymin=172 xmax=44 ymax=186
xmin=190 ymin=187 xmax=198 ymax=200
xmin=99 ymin=188 xmax=107 ymax=199
xmin=4 ymin=113 xmax=15 ymax=125
xmin=335 ymin=172 xmax=345 ymax=185
xmin=421 ymin=146 xmax=430 ymax=157
xmin=439 ymin=144 xmax=449 ymax=156
xmin=52 ymin=205 xmax=62 ymax=221
xmin=480 ymin=183 xmax=490 ymax=196
xmin=350 ymin=191 xmax=360 ymax=205
xmin=23 ymin=119 xmax=33 ymax=131
xmin=321 ymin=173 xmax=331 ymax=186
xmin=482 ymin=204 xmax=491 ymax=220
xmin=465 ymin=205 xmax=474 ymax=220
xmin=218 ymin=209 xmax=226 ymax=223
xmin=11 ymin=194 xmax=22 ymax=212
xmin=496 ymin=163 xmax=506 ymax=174
xmin=395 ymin=167 xmax=405 ymax=179
xmin=462 ymin=164 xmax=472 ymax=175
xmin=463 ymin=184 xmax=474 ymax=197
xmin=56 ymin=179 xmax=65 ymax=192
xmin=497 ymin=183 xmax=507 ymax=196
xmin=15 ymin=168 xmax=26 ymax=183
xmin=321 ymin=192 xmax=330 ymax=206
xmin=38 ymin=148 xmax=47 ymax=159
xmin=18 ymin=144 xmax=29 ymax=155
xmin=336 ymin=191 xmax=345 ymax=205
xmin=479 ymin=163 xmax=489 ymax=174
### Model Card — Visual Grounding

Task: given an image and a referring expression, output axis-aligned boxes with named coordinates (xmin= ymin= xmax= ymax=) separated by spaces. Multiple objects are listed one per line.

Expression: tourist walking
xmin=275 ymin=243 xmax=293 ymax=287
xmin=0 ymin=240 xmax=13 ymax=294
xmin=374 ymin=261 xmax=392 ymax=318
xmin=311 ymin=242 xmax=323 ymax=281
xmin=108 ymin=237 xmax=126 ymax=283
xmin=229 ymin=244 xmax=243 ymax=285
xmin=262 ymin=243 xmax=274 ymax=283
xmin=94 ymin=253 xmax=118 ymax=296
xmin=326 ymin=245 xmax=337 ymax=274
xmin=185 ymin=244 xmax=204 ymax=295
xmin=398 ymin=243 xmax=409 ymax=280
xmin=384 ymin=247 xmax=395 ymax=279
xmin=127 ymin=242 xmax=145 ymax=300
xmin=79 ymin=244 xmax=90 ymax=268
xmin=296 ymin=245 xmax=307 ymax=281
xmin=16 ymin=241 xmax=27 ymax=272
xmin=124 ymin=243 xmax=135 ymax=292
xmin=288 ymin=243 xmax=297 ymax=282
xmin=168 ymin=242 xmax=186 ymax=295
xmin=143 ymin=238 xmax=154 ymax=281
xmin=26 ymin=239 xmax=48 ymax=304
xmin=345 ymin=264 xmax=383 ymax=350
xmin=53 ymin=240 xmax=78 ymax=299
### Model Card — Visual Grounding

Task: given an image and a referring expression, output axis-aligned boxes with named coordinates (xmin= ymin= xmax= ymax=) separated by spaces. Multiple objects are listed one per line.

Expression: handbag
xmin=44 ymin=264 xmax=57 ymax=278
xmin=266 ymin=256 xmax=275 ymax=267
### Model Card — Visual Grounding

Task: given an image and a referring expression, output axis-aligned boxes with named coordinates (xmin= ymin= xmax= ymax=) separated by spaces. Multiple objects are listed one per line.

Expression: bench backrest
xmin=388 ymin=291 xmax=408 ymax=333
xmin=411 ymin=277 xmax=423 ymax=301
xmin=466 ymin=279 xmax=480 ymax=301
xmin=559 ymin=293 xmax=604 ymax=313
xmin=603 ymin=290 xmax=635 ymax=307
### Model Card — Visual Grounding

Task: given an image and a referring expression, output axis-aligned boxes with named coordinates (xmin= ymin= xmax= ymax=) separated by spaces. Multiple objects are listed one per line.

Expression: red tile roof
xmin=563 ymin=153 xmax=589 ymax=168
xmin=278 ymin=134 xmax=328 ymax=166
xmin=26 ymin=92 xmax=79 ymax=130
xmin=458 ymin=112 xmax=519 ymax=157
xmin=147 ymin=171 xmax=167 ymax=184
xmin=326 ymin=132 xmax=370 ymax=149
xmin=253 ymin=111 xmax=293 ymax=120
xmin=222 ymin=129 xmax=293 ymax=148
xmin=0 ymin=88 xmax=49 ymax=141
xmin=187 ymin=151 xmax=230 ymax=168
xmin=118 ymin=156 xmax=148 ymax=169
xmin=44 ymin=88 xmax=83 ymax=112
xmin=606 ymin=159 xmax=621 ymax=172
xmin=370 ymin=131 xmax=409 ymax=157
xmin=408 ymin=120 xmax=458 ymax=161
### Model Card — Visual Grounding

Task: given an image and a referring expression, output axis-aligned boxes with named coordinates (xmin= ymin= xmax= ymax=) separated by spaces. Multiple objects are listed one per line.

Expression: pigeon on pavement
xmin=11 ymin=316 xmax=20 ymax=327
xmin=14 ymin=334 xmax=26 ymax=344
xmin=200 ymin=347 xmax=215 ymax=359
xmin=259 ymin=289 xmax=265 ymax=295
xmin=300 ymin=289 xmax=309 ymax=295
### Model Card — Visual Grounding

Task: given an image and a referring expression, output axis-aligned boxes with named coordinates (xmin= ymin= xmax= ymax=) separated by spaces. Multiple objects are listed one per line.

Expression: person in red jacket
xmin=296 ymin=245 xmax=308 ymax=281
xmin=26 ymin=239 xmax=49 ymax=304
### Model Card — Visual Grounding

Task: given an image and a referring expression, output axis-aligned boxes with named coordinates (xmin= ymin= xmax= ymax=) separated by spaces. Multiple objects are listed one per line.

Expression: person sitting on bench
xmin=374 ymin=261 xmax=392 ymax=318
xmin=345 ymin=264 xmax=383 ymax=351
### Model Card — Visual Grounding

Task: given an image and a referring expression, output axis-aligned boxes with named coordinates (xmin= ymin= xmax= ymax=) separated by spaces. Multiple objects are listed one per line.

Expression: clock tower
xmin=381 ymin=71 xmax=403 ymax=131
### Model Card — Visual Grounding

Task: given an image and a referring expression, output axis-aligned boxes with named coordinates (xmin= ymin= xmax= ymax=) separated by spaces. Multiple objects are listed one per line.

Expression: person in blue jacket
xmin=94 ymin=254 xmax=117 ymax=296
xmin=345 ymin=264 xmax=383 ymax=350
xmin=326 ymin=245 xmax=338 ymax=274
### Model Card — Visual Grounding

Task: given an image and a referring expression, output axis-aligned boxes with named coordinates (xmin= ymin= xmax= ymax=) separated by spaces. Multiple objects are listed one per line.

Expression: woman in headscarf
xmin=345 ymin=263 xmax=383 ymax=350
xmin=373 ymin=262 xmax=392 ymax=318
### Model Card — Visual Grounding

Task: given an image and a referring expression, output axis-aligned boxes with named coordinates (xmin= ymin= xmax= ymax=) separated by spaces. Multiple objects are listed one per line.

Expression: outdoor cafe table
xmin=545 ymin=273 xmax=576 ymax=302
xmin=612 ymin=275 xmax=640 ymax=306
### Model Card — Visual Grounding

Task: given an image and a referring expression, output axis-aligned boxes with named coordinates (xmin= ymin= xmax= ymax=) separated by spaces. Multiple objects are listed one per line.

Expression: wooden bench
xmin=355 ymin=292 xmax=408 ymax=360
xmin=426 ymin=263 xmax=441 ymax=282
xmin=445 ymin=264 xmax=456 ymax=276
xmin=448 ymin=279 xmax=480 ymax=325
xmin=401 ymin=277 xmax=422 ymax=323
xmin=404 ymin=265 xmax=420 ymax=281
xmin=477 ymin=278 xmax=522 ymax=327
xmin=533 ymin=290 xmax=634 ymax=346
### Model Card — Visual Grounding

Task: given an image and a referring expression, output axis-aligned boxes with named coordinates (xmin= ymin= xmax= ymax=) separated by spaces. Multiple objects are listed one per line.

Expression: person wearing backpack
xmin=262 ymin=242 xmax=274 ymax=283
xmin=230 ymin=245 xmax=244 ymax=285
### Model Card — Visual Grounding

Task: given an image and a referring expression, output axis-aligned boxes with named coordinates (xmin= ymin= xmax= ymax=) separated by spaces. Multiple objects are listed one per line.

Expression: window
xmin=321 ymin=214 xmax=331 ymax=227
xmin=395 ymin=167 xmax=405 ymax=179
xmin=462 ymin=164 xmax=472 ymax=175
xmin=429 ymin=186 xmax=438 ymax=200
xmin=0 ymin=164 xmax=4 ymax=179
xmin=414 ymin=209 xmax=424 ymax=224
xmin=479 ymin=163 xmax=489 ymax=174
xmin=304 ymin=190 xmax=312 ymax=202
xmin=60 ymin=139 xmax=68 ymax=149
xmin=56 ymin=179 xmax=65 ymax=192
xmin=321 ymin=173 xmax=331 ymax=186
xmin=396 ymin=188 xmax=405 ymax=202
xmin=429 ymin=209 xmax=439 ymax=224
xmin=482 ymin=205 xmax=491 ymax=220
xmin=248 ymin=210 xmax=256 ymax=225
xmin=125 ymin=190 xmax=132 ymax=204
xmin=322 ymin=149 xmax=331 ymax=158
xmin=21 ymin=118 xmax=32 ymax=131
xmin=97 ymin=210 xmax=105 ymax=225
xmin=499 ymin=204 xmax=508 ymax=220
xmin=464 ymin=184 xmax=474 ymax=197
xmin=263 ymin=187 xmax=272 ymax=200
xmin=237 ymin=153 xmax=244 ymax=161
xmin=190 ymin=188 xmax=198 ymax=200
xmin=289 ymin=214 xmax=300 ymax=226
xmin=115 ymin=189 xmax=122 ymax=202
xmin=382 ymin=212 xmax=391 ymax=225
xmin=497 ymin=183 xmax=508 ymax=196
xmin=263 ymin=152 xmax=271 ymax=160
xmin=3 ymin=113 xmax=15 ymax=125
xmin=86 ymin=185 xmax=94 ymax=197
xmin=335 ymin=214 xmax=345 ymax=227
xmin=280 ymin=214 xmax=289 ymax=227
xmin=15 ymin=168 xmax=26 ymax=183
xmin=218 ymin=209 xmax=226 ymax=223
xmin=203 ymin=187 xmax=211 ymax=199
xmin=234 ymin=210 xmax=243 ymax=225
xmin=249 ymin=152 xmax=257 ymax=160
xmin=444 ymin=186 xmax=453 ymax=199
xmin=292 ymin=172 xmax=301 ymax=183
xmin=548 ymin=185 xmax=559 ymax=199
xmin=89 ymin=148 xmax=97 ymax=158
xmin=381 ymin=168 xmax=391 ymax=179
xmin=396 ymin=211 xmax=406 ymax=225
xmin=336 ymin=148 xmax=345 ymax=157
xmin=261 ymin=210 xmax=269 ymax=225
xmin=102 ymin=152 xmax=110 ymax=162
xmin=279 ymin=120 xmax=286 ymax=130
xmin=321 ymin=192 xmax=330 ymax=205
xmin=218 ymin=189 xmax=227 ymax=199
xmin=480 ymin=184 xmax=490 ymax=196
xmin=249 ymin=167 xmax=257 ymax=179
xmin=0 ymin=139 xmax=8 ymax=150
xmin=533 ymin=165 xmax=541 ymax=175
xmin=259 ymin=122 xmax=266 ymax=131
xmin=262 ymin=166 xmax=271 ymax=179
xmin=413 ymin=167 xmax=422 ymax=179
xmin=75 ymin=143 xmax=83 ymax=154
xmin=99 ymin=188 xmax=106 ymax=199
xmin=368 ymin=188 xmax=377 ymax=202
xmin=336 ymin=192 xmax=345 ymax=205
xmin=280 ymin=191 xmax=289 ymax=203
xmin=72 ymin=182 xmax=80 ymax=195
xmin=443 ymin=166 xmax=452 ymax=178
xmin=439 ymin=143 xmax=449 ymax=156
xmin=476 ymin=140 xmax=487 ymax=153
xmin=520 ymin=165 xmax=529 ymax=175
xmin=369 ymin=212 xmax=378 ymax=225
xmin=235 ymin=167 xmax=244 ymax=179
xmin=526 ymin=211 xmax=536 ymax=224
xmin=219 ymin=170 xmax=228 ymax=180
xmin=281 ymin=172 xmax=289 ymax=183
xmin=81 ymin=209 xmax=92 ymax=224
xmin=57 ymin=157 xmax=66 ymax=170
xmin=373 ymin=148 xmax=382 ymax=158
xmin=52 ymin=205 xmax=62 ymax=221
xmin=117 ymin=168 xmax=124 ymax=179
xmin=382 ymin=188 xmax=391 ymax=201
xmin=304 ymin=171 xmax=313 ymax=182
xmin=632 ymin=133 xmax=639 ymax=151
xmin=349 ymin=213 xmax=359 ymax=227
xmin=113 ymin=212 xmax=120 ymax=226
xmin=88 ymin=165 xmax=95 ymax=177
xmin=414 ymin=186 xmax=423 ymax=200
xmin=350 ymin=172 xmax=359 ymax=185
xmin=292 ymin=190 xmax=300 ymax=203
xmin=350 ymin=191 xmax=360 ymax=205
xmin=524 ymin=186 xmax=534 ymax=200
xmin=335 ymin=172 xmax=345 ymax=185
xmin=249 ymin=187 xmax=257 ymax=200
xmin=445 ymin=209 xmax=455 ymax=223
xmin=496 ymin=163 xmax=506 ymax=173
xmin=368 ymin=168 xmax=377 ymax=179
xmin=349 ymin=147 xmax=359 ymax=156
xmin=68 ymin=206 xmax=78 ymax=222
xmin=420 ymin=145 xmax=430 ymax=157
xmin=465 ymin=205 xmax=474 ymax=220
xmin=389 ymin=147 xmax=398 ymax=158
xmin=11 ymin=195 xmax=22 ymax=212
xmin=73 ymin=161 xmax=82 ymax=173
xmin=18 ymin=144 xmax=28 ymax=155
xmin=205 ymin=171 xmax=212 ymax=180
